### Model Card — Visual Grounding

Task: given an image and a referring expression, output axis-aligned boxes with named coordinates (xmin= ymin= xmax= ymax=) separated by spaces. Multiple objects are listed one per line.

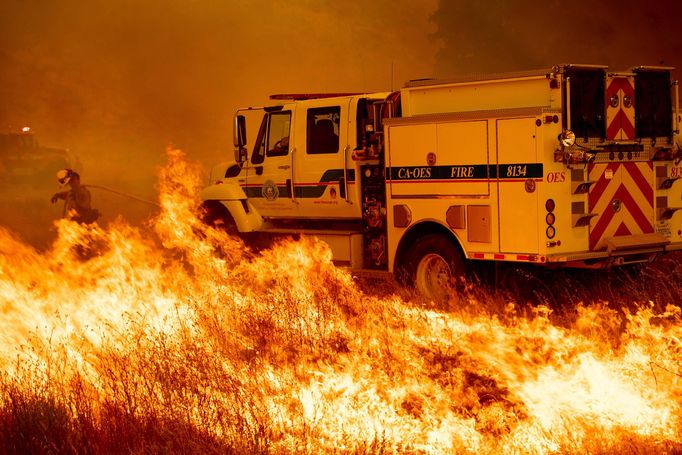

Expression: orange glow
xmin=0 ymin=149 xmax=680 ymax=453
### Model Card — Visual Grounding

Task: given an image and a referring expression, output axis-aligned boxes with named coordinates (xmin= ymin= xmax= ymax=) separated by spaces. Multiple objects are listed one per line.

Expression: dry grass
xmin=1 ymin=243 xmax=680 ymax=454
xmin=1 ymin=152 xmax=681 ymax=454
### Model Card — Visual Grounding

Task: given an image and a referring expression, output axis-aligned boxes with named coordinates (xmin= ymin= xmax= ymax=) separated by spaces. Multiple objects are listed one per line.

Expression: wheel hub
xmin=415 ymin=253 xmax=452 ymax=301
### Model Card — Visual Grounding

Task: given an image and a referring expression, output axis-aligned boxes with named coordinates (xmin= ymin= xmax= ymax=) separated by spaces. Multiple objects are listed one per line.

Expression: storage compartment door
xmin=497 ymin=118 xmax=540 ymax=254
xmin=388 ymin=121 xmax=489 ymax=197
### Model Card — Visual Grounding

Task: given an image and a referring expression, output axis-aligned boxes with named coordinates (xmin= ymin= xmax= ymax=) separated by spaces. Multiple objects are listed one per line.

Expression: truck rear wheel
xmin=405 ymin=234 xmax=464 ymax=302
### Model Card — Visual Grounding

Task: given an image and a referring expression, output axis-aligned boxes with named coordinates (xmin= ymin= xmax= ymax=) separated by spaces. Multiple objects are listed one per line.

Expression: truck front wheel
xmin=199 ymin=201 xmax=238 ymax=236
xmin=405 ymin=234 xmax=464 ymax=302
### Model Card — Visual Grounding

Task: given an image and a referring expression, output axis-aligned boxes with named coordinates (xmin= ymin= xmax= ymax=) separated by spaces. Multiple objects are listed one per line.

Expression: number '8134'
xmin=506 ymin=165 xmax=527 ymax=177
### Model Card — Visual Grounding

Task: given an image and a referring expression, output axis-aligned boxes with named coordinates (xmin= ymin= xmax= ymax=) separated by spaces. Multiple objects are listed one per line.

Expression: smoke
xmin=431 ymin=0 xmax=682 ymax=78
xmin=0 ymin=0 xmax=439 ymax=247
xmin=0 ymin=0 xmax=440 ymax=152
xmin=2 ymin=0 xmax=679 ymax=248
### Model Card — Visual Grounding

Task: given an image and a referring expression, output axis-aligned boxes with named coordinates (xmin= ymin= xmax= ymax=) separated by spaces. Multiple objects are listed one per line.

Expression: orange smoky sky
xmin=432 ymin=0 xmax=682 ymax=78
xmin=0 ymin=1 xmax=438 ymax=168
xmin=0 ymin=0 xmax=439 ymax=245
xmin=0 ymin=0 xmax=680 ymax=246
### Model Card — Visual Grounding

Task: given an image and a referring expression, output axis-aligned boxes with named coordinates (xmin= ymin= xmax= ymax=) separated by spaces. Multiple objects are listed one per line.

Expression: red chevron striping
xmin=613 ymin=185 xmax=654 ymax=233
xmin=622 ymin=113 xmax=635 ymax=139
xmin=614 ymin=222 xmax=631 ymax=236
xmin=606 ymin=77 xmax=635 ymax=140
xmin=590 ymin=199 xmax=618 ymax=249
xmin=622 ymin=162 xmax=654 ymax=205
xmin=588 ymin=162 xmax=621 ymax=209
xmin=606 ymin=112 xmax=622 ymax=140
xmin=589 ymin=185 xmax=654 ymax=249
xmin=606 ymin=77 xmax=634 ymax=97
xmin=606 ymin=109 xmax=635 ymax=139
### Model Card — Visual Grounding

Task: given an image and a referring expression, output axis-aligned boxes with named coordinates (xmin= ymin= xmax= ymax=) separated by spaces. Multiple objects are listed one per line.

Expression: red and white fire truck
xmin=201 ymin=64 xmax=681 ymax=299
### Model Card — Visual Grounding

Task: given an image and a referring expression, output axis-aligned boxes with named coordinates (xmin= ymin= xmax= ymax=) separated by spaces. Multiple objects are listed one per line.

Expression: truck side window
xmin=251 ymin=111 xmax=292 ymax=164
xmin=266 ymin=111 xmax=292 ymax=157
xmin=307 ymin=107 xmax=340 ymax=154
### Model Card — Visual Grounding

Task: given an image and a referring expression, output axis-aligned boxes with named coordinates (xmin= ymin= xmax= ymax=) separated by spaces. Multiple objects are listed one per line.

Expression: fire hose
xmin=85 ymin=184 xmax=161 ymax=208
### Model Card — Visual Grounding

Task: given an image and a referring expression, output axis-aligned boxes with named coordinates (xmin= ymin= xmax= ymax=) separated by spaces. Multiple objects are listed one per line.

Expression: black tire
xmin=403 ymin=234 xmax=464 ymax=302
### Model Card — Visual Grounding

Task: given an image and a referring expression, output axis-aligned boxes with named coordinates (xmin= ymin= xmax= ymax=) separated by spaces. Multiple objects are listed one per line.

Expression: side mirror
xmin=233 ymin=114 xmax=247 ymax=163
xmin=234 ymin=115 xmax=246 ymax=147
xmin=235 ymin=146 xmax=248 ymax=163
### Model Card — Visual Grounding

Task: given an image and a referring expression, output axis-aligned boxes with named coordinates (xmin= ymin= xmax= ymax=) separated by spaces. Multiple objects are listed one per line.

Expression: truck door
xmin=243 ymin=109 xmax=298 ymax=218
xmin=497 ymin=117 xmax=541 ymax=254
xmin=294 ymin=98 xmax=358 ymax=219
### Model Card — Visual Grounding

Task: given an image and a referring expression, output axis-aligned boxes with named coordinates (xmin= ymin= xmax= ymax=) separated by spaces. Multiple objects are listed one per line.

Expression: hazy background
xmin=1 ymin=0 xmax=680 ymax=248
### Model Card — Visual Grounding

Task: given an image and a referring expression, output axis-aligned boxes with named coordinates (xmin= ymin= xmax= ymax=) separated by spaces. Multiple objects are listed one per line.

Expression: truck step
xmin=606 ymin=233 xmax=669 ymax=253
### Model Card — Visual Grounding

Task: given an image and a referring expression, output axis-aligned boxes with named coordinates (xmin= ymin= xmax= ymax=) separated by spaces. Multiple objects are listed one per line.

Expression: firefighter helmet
xmin=56 ymin=168 xmax=78 ymax=186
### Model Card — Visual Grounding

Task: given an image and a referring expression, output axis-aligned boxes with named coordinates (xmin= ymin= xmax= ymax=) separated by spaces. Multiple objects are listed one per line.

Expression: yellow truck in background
xmin=0 ymin=128 xmax=73 ymax=188
xmin=201 ymin=65 xmax=682 ymax=300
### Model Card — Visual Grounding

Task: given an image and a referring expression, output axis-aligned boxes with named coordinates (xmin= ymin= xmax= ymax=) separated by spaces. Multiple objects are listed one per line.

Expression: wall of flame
xmin=0 ymin=150 xmax=680 ymax=453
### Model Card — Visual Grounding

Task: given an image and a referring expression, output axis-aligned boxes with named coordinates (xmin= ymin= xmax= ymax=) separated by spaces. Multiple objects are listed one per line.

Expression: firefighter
xmin=51 ymin=168 xmax=100 ymax=224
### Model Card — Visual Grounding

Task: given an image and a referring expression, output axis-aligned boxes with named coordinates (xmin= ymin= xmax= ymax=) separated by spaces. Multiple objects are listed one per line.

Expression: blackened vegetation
xmin=0 ymin=381 xmax=233 ymax=455
xmin=373 ymin=252 xmax=682 ymax=314
xmin=495 ymin=252 xmax=682 ymax=312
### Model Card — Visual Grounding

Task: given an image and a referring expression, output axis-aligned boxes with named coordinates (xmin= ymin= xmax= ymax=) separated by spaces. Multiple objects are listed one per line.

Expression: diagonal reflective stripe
xmin=606 ymin=77 xmax=635 ymax=140
xmin=613 ymin=185 xmax=654 ymax=234
xmin=607 ymin=110 xmax=627 ymax=139
xmin=590 ymin=198 xmax=618 ymax=248
xmin=589 ymin=182 xmax=655 ymax=249
xmin=606 ymin=77 xmax=634 ymax=97
xmin=621 ymin=110 xmax=635 ymax=139
xmin=621 ymin=209 xmax=648 ymax=236
xmin=607 ymin=105 xmax=636 ymax=140
xmin=591 ymin=176 xmax=619 ymax=215
xmin=622 ymin=176 xmax=654 ymax=212
xmin=589 ymin=163 xmax=621 ymax=210
xmin=622 ymin=162 xmax=654 ymax=205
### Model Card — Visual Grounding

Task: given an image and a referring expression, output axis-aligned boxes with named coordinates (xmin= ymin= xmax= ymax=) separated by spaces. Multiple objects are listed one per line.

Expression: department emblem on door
xmin=426 ymin=152 xmax=436 ymax=166
xmin=262 ymin=180 xmax=279 ymax=200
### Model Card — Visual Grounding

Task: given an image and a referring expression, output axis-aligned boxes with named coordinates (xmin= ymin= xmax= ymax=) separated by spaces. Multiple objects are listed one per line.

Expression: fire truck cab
xmin=201 ymin=65 xmax=682 ymax=300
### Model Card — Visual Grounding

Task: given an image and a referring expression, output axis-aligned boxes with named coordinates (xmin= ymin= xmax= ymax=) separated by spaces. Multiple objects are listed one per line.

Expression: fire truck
xmin=0 ymin=127 xmax=73 ymax=187
xmin=201 ymin=64 xmax=682 ymax=300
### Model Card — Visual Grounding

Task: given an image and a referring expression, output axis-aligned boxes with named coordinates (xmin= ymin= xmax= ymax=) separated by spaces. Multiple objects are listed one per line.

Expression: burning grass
xmin=0 ymin=149 xmax=681 ymax=454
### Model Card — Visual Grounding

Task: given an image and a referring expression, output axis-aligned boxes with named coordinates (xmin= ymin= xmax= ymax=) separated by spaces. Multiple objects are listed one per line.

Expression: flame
xmin=0 ymin=149 xmax=681 ymax=453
